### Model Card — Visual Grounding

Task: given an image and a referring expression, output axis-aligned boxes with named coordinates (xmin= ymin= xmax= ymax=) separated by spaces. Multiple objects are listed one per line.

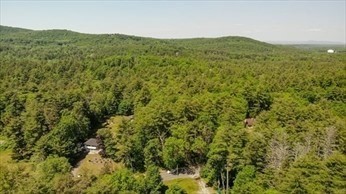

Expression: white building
xmin=327 ymin=49 xmax=335 ymax=53
xmin=84 ymin=138 xmax=100 ymax=151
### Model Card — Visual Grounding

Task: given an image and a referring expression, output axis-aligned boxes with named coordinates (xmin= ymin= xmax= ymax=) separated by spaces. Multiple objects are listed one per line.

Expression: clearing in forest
xmin=71 ymin=152 xmax=123 ymax=178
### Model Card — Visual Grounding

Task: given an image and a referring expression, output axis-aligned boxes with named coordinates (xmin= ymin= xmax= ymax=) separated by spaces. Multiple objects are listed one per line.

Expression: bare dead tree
xmin=220 ymin=169 xmax=225 ymax=192
xmin=321 ymin=126 xmax=337 ymax=159
xmin=266 ymin=132 xmax=290 ymax=170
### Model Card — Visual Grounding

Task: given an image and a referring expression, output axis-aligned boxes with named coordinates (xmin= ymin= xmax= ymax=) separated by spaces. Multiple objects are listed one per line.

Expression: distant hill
xmin=0 ymin=25 xmax=33 ymax=33
xmin=269 ymin=40 xmax=345 ymax=45
xmin=0 ymin=25 xmax=285 ymax=55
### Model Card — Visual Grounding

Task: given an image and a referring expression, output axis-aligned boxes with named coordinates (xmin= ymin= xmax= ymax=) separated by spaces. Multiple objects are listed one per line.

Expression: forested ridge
xmin=0 ymin=25 xmax=345 ymax=193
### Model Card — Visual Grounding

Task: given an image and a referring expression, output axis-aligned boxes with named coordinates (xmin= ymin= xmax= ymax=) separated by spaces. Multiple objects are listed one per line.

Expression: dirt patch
xmin=160 ymin=170 xmax=194 ymax=181
xmin=160 ymin=168 xmax=213 ymax=194
xmin=71 ymin=152 xmax=122 ymax=178
xmin=197 ymin=179 xmax=211 ymax=194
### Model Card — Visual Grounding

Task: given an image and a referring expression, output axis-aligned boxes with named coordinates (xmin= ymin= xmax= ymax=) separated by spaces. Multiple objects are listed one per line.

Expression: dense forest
xmin=0 ymin=25 xmax=345 ymax=194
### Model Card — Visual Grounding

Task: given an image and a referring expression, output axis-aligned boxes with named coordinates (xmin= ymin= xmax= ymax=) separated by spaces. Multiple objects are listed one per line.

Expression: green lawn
xmin=164 ymin=178 xmax=199 ymax=194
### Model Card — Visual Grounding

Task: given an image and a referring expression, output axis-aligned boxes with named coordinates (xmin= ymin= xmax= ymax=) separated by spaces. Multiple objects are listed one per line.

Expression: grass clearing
xmin=164 ymin=178 xmax=199 ymax=194
xmin=72 ymin=153 xmax=123 ymax=177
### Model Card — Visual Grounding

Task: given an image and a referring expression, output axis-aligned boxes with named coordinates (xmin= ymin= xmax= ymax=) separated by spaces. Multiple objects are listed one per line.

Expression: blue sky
xmin=1 ymin=0 xmax=345 ymax=43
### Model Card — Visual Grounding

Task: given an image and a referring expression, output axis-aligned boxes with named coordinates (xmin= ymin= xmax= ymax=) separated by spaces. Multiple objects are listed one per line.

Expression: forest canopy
xmin=0 ymin=25 xmax=345 ymax=193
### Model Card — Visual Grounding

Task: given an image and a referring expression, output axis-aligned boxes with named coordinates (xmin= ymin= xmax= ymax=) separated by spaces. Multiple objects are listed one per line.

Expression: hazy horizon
xmin=1 ymin=0 xmax=345 ymax=44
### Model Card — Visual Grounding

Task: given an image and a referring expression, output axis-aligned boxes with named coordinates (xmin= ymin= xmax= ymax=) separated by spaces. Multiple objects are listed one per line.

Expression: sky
xmin=0 ymin=0 xmax=345 ymax=43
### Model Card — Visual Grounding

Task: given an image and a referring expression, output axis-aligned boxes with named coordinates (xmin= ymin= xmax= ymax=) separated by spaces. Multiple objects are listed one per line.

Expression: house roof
xmin=245 ymin=118 xmax=255 ymax=127
xmin=84 ymin=138 xmax=99 ymax=147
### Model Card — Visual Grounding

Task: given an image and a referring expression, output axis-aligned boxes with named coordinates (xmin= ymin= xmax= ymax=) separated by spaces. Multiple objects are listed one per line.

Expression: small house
xmin=84 ymin=138 xmax=100 ymax=151
xmin=327 ymin=49 xmax=335 ymax=53
xmin=244 ymin=118 xmax=255 ymax=128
